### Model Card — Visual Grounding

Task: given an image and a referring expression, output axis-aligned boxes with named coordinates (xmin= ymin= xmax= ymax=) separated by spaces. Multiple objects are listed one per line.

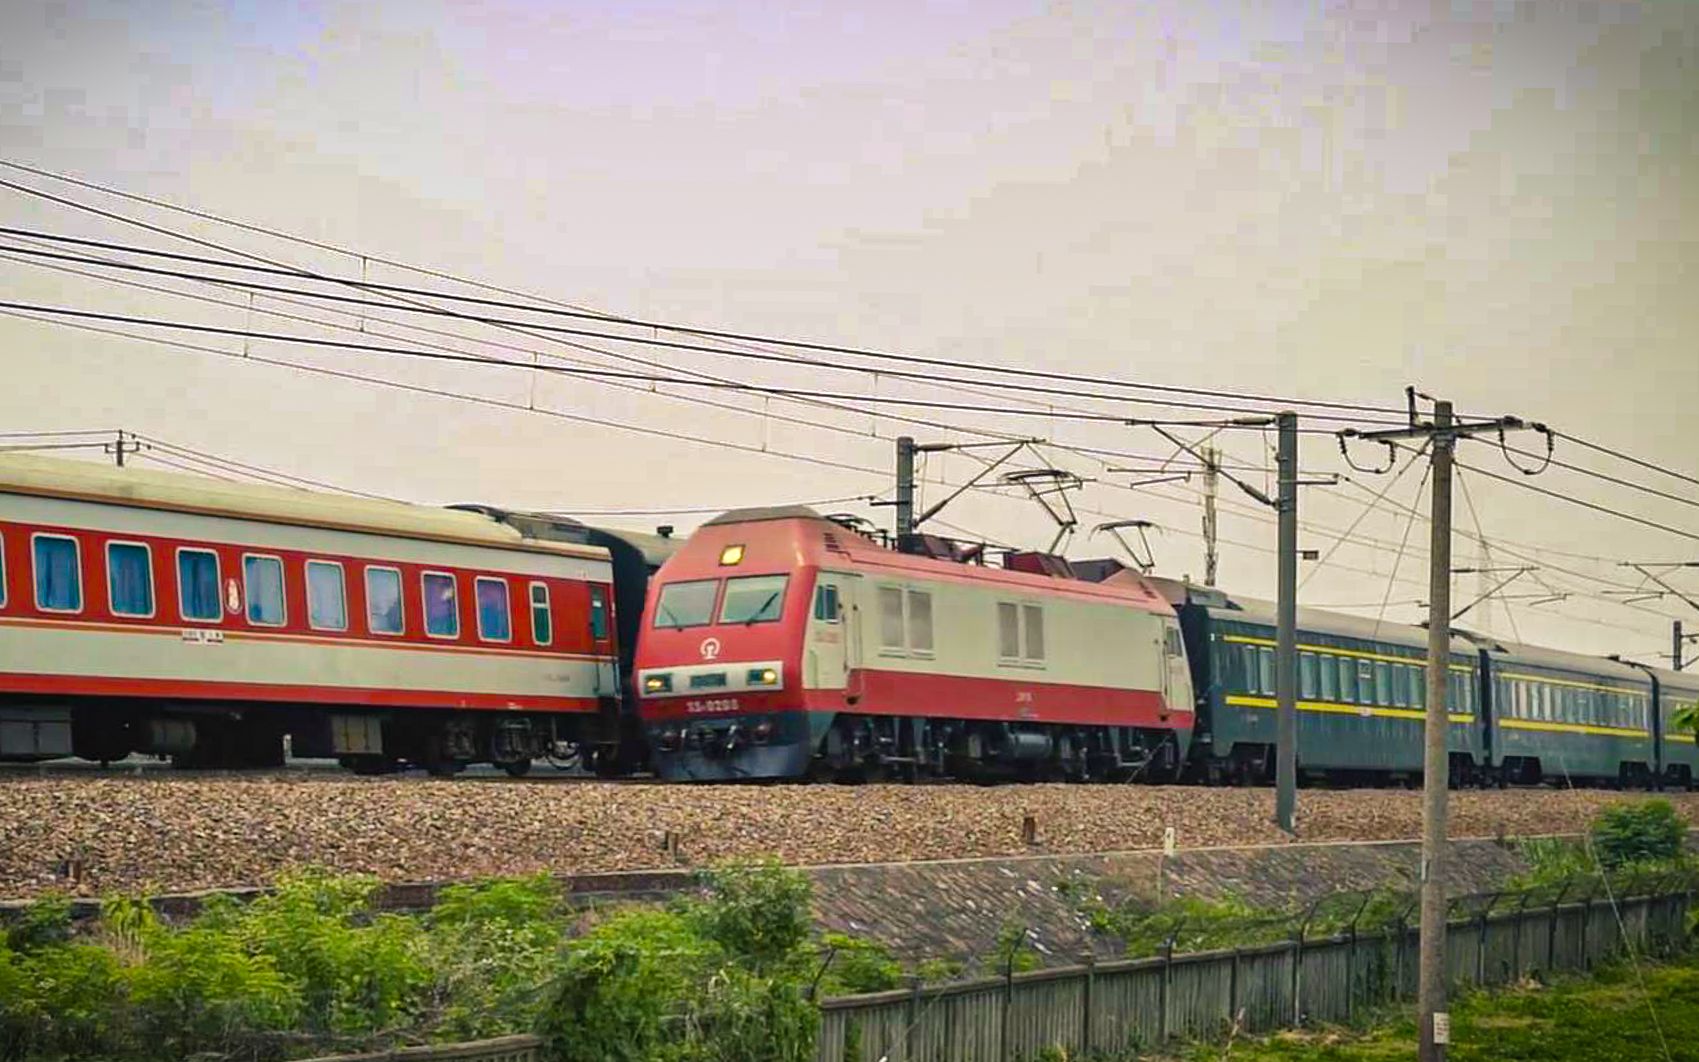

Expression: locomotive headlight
xmin=644 ymin=674 xmax=672 ymax=694
xmin=753 ymin=720 xmax=773 ymax=742
xmin=748 ymin=667 xmax=779 ymax=686
xmin=719 ymin=544 xmax=745 ymax=566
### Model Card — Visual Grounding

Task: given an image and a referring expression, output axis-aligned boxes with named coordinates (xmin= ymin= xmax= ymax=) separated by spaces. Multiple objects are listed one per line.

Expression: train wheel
xmin=501 ymin=758 xmax=533 ymax=778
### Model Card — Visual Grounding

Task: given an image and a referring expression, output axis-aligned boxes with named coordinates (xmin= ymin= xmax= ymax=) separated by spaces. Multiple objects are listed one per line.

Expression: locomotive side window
xmin=475 ymin=577 xmax=511 ymax=642
xmin=653 ymin=579 xmax=717 ymax=629
xmin=243 ymin=555 xmax=286 ymax=627
xmin=177 ymin=549 xmax=221 ymax=621
xmin=1022 ymin=604 xmax=1045 ymax=662
xmin=997 ymin=603 xmax=1020 ymax=659
xmin=423 ymin=572 xmax=459 ymax=638
xmin=529 ymin=583 xmax=552 ymax=645
xmin=588 ymin=585 xmax=608 ymax=640
xmin=106 ymin=542 xmax=154 ymax=617
xmin=719 ymin=575 xmax=788 ymax=625
xmin=878 ymin=586 xmax=905 ymax=650
xmin=907 ymin=590 xmax=934 ymax=653
xmin=365 ymin=566 xmax=404 ymax=635
xmin=31 ymin=534 xmax=81 ymax=613
xmin=305 ymin=561 xmax=348 ymax=631
xmin=813 ymin=583 xmax=840 ymax=622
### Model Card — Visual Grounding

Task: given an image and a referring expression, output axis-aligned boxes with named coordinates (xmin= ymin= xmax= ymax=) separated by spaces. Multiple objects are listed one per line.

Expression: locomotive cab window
xmin=423 ymin=572 xmax=459 ymax=638
xmin=32 ymin=534 xmax=81 ymax=613
xmin=588 ymin=584 xmax=608 ymax=640
xmin=177 ymin=548 xmax=221 ymax=622
xmin=305 ymin=561 xmax=347 ymax=631
xmin=719 ymin=575 xmax=788 ymax=625
xmin=365 ymin=566 xmax=404 ymax=635
xmin=653 ymin=579 xmax=717 ymax=629
xmin=243 ymin=555 xmax=286 ymax=627
xmin=106 ymin=541 xmax=154 ymax=617
xmin=475 ymin=577 xmax=511 ymax=642
xmin=1021 ymin=604 xmax=1045 ymax=663
xmin=530 ymin=583 xmax=552 ymax=645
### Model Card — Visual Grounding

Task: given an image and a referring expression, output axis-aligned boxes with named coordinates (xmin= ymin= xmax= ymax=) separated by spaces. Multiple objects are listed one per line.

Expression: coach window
xmin=529 ymin=583 xmax=552 ymax=645
xmin=106 ymin=542 xmax=154 ymax=617
xmin=1337 ymin=658 xmax=1356 ymax=703
xmin=907 ymin=590 xmax=934 ymax=654
xmin=1297 ymin=652 xmax=1317 ymax=699
xmin=476 ymin=577 xmax=511 ymax=642
xmin=1319 ymin=653 xmax=1339 ymax=700
xmin=879 ymin=586 xmax=906 ymax=651
xmin=243 ymin=555 xmax=286 ymax=627
xmin=305 ymin=561 xmax=347 ymax=631
xmin=423 ymin=572 xmax=459 ymax=638
xmin=365 ymin=567 xmax=404 ymax=634
xmin=1257 ymin=648 xmax=1274 ymax=697
xmin=32 ymin=534 xmax=81 ymax=612
xmin=177 ymin=549 xmax=221 ymax=622
xmin=588 ymin=585 xmax=608 ymax=640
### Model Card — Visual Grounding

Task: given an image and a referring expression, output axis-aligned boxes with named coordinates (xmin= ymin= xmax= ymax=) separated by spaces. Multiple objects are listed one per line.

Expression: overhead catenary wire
xmin=0 ymin=174 xmax=1411 ymax=421
xmin=0 ymin=236 xmax=1401 ymax=426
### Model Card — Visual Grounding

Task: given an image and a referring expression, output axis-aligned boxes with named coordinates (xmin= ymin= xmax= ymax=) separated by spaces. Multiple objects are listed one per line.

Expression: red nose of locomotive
xmin=635 ymin=526 xmax=812 ymax=779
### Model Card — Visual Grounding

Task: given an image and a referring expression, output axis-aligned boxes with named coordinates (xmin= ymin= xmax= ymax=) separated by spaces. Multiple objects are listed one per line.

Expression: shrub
xmin=424 ymin=874 xmax=567 ymax=1040
xmin=810 ymin=932 xmax=903 ymax=995
xmin=1591 ymin=800 xmax=1687 ymax=869
xmin=674 ymin=965 xmax=819 ymax=1062
xmin=539 ymin=906 xmax=708 ymax=1062
xmin=689 ymin=859 xmax=814 ymax=972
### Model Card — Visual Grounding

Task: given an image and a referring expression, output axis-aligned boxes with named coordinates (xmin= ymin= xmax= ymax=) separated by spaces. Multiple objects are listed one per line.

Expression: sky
xmin=0 ymin=0 xmax=1695 ymax=661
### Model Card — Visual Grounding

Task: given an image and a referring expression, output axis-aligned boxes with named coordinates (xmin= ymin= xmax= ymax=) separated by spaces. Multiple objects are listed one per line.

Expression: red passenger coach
xmin=0 ymin=453 xmax=620 ymax=775
xmin=634 ymin=506 xmax=1195 ymax=781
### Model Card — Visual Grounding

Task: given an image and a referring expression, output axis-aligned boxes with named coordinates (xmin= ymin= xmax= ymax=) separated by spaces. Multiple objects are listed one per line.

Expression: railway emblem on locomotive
xmin=699 ymin=637 xmax=721 ymax=661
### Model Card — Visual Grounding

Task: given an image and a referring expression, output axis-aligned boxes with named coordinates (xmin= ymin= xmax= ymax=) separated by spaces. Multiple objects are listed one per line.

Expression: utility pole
xmin=894 ymin=436 xmax=916 ymax=542
xmin=1273 ymin=414 xmax=1298 ymax=834
xmin=1342 ymin=398 xmax=1535 ymax=1062
xmin=104 ymin=430 xmax=141 ymax=468
xmin=1679 ymin=621 xmax=1687 ymax=672
xmin=1201 ymin=445 xmax=1220 ymax=587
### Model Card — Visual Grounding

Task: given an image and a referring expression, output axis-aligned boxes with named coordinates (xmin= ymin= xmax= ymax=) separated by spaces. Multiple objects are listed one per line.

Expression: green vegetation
xmin=1177 ymin=954 xmax=1699 ymax=1061
xmin=0 ymin=860 xmax=909 ymax=1062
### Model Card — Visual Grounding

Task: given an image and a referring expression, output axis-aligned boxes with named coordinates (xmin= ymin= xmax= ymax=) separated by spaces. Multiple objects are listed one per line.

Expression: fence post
xmin=1581 ymin=884 xmax=1595 ymax=972
xmin=1510 ymin=893 xmax=1530 ymax=982
xmin=1001 ymin=950 xmax=1015 ymax=1062
xmin=1475 ymin=892 xmax=1497 ymax=987
xmin=906 ymin=974 xmax=922 ymax=1061
xmin=1547 ymin=881 xmax=1570 ymax=976
xmin=1344 ymin=892 xmax=1371 ymax=1024
xmin=1081 ymin=951 xmax=1095 ymax=1052
xmin=1229 ymin=947 xmax=1241 ymax=1033
xmin=1291 ymin=902 xmax=1318 ymax=1028
xmin=1159 ymin=937 xmax=1174 ymax=1046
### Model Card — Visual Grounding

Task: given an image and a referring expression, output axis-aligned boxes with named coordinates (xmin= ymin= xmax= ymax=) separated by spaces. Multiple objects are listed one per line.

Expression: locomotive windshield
xmin=654 ymin=579 xmax=718 ymax=629
xmin=719 ymin=575 xmax=788 ymax=625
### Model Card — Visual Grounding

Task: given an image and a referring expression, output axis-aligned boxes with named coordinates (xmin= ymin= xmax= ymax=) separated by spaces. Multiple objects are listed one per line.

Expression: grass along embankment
xmin=1183 ymin=953 xmax=1699 ymax=1061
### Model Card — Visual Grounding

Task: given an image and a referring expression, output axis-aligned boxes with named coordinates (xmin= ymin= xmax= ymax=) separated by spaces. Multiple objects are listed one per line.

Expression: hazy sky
xmin=1 ymin=0 xmax=1695 ymax=660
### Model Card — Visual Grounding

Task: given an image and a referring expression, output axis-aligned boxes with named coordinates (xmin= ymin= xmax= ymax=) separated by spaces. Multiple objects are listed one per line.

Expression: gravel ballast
xmin=2 ymin=775 xmax=1694 ymax=898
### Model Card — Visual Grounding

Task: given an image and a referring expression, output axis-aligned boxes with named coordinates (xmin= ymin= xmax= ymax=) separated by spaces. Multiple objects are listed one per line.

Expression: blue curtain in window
xmin=306 ymin=563 xmax=346 ymax=630
xmin=366 ymin=569 xmax=403 ymax=633
xmin=108 ymin=544 xmax=153 ymax=616
xmin=424 ymin=574 xmax=458 ymax=636
xmin=33 ymin=538 xmax=80 ymax=611
xmin=179 ymin=552 xmax=220 ymax=620
xmin=477 ymin=580 xmax=510 ymax=641
xmin=244 ymin=557 xmax=285 ymax=625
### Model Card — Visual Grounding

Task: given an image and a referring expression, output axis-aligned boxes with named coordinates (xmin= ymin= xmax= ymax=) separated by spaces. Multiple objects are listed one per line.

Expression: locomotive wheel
xmin=501 ymin=758 xmax=533 ymax=778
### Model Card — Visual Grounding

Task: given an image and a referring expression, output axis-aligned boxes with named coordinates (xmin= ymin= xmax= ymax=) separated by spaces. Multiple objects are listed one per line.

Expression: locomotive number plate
xmin=686 ymin=698 xmax=740 ymax=715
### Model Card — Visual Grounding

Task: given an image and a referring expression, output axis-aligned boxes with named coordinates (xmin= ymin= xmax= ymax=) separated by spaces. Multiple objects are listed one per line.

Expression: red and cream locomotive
xmin=633 ymin=506 xmax=1195 ymax=781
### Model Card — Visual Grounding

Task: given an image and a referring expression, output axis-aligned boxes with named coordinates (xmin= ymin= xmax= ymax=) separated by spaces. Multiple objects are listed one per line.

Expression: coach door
xmin=807 ymin=573 xmax=852 ymax=690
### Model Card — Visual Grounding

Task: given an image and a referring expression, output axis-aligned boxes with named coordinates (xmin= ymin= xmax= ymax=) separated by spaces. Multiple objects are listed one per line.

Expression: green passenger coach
xmin=1163 ymin=584 xmax=1484 ymax=786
